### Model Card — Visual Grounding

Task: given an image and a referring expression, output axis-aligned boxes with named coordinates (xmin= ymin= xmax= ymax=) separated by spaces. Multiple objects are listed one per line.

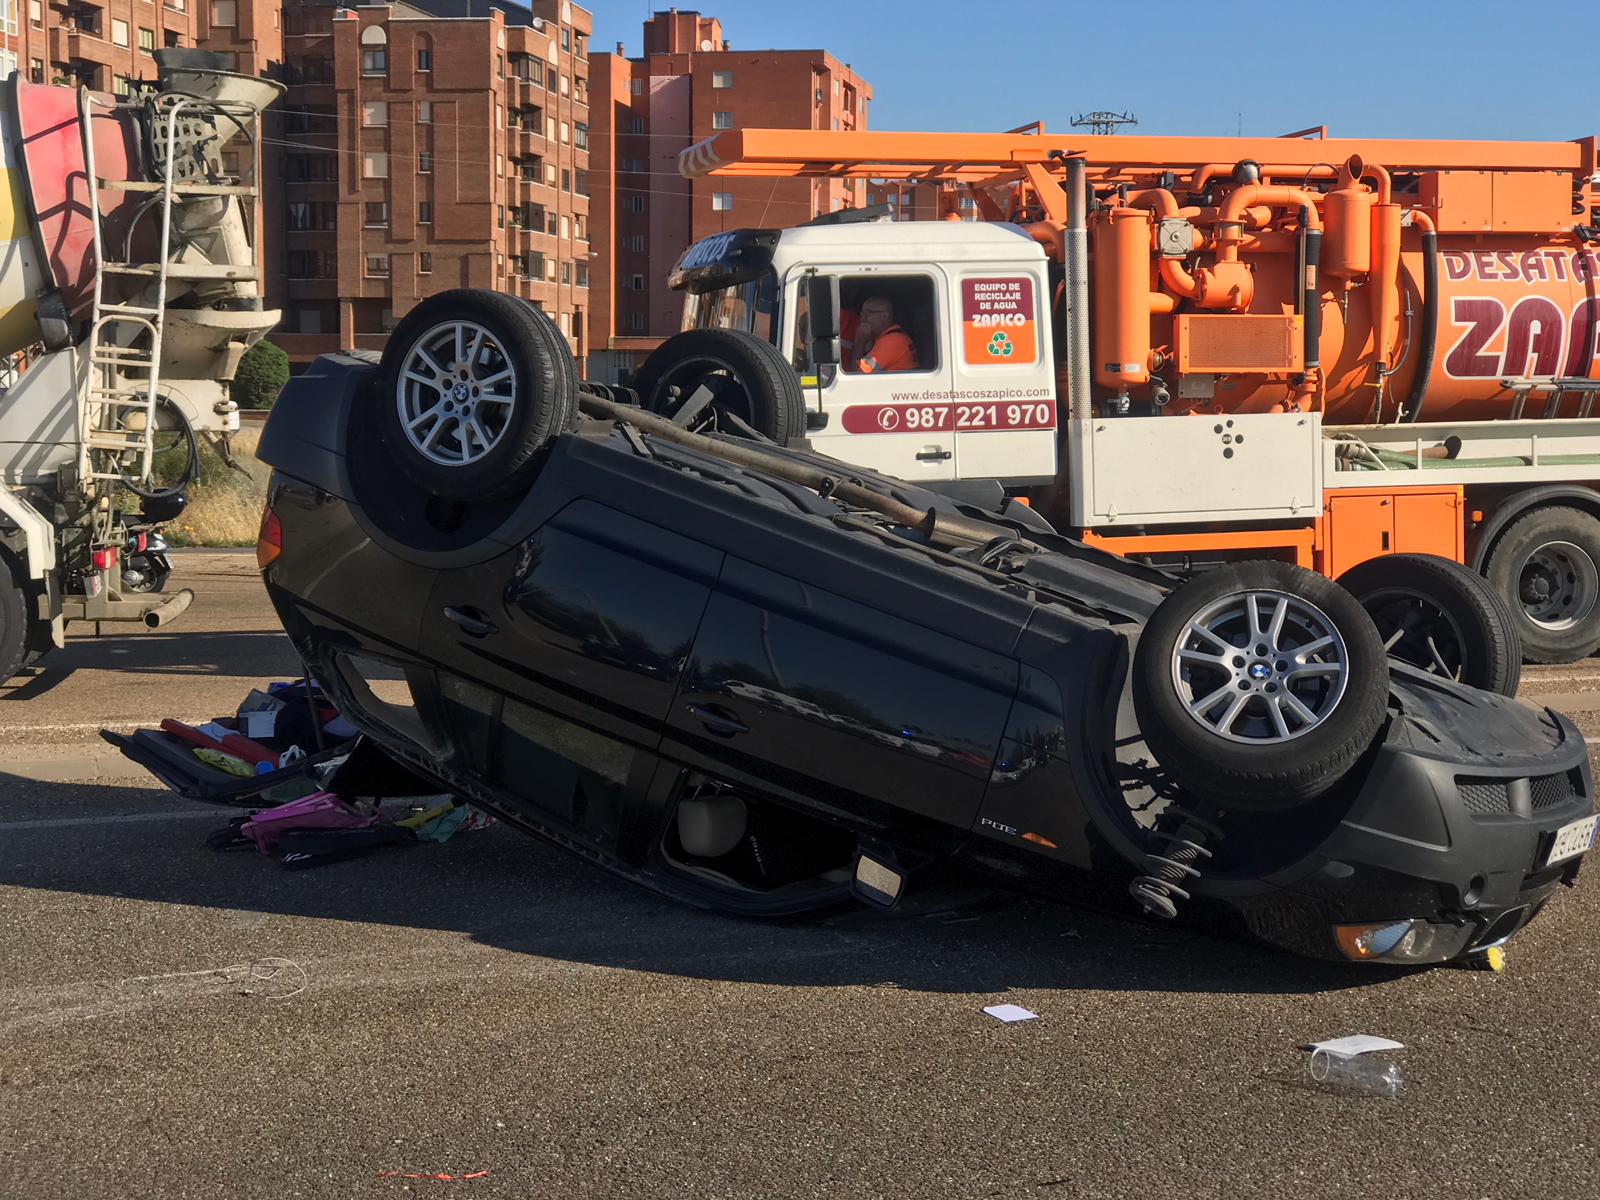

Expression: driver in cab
xmin=852 ymin=297 xmax=918 ymax=374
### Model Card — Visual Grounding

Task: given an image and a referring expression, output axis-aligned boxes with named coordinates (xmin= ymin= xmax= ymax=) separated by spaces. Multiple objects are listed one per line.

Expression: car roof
xmin=776 ymin=221 xmax=1047 ymax=263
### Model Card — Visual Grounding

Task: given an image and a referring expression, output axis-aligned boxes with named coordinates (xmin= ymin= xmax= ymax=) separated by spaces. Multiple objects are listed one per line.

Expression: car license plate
xmin=1544 ymin=814 xmax=1600 ymax=868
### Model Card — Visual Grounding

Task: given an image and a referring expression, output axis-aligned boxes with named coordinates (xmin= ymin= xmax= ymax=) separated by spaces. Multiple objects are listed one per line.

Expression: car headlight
xmin=1334 ymin=919 xmax=1475 ymax=963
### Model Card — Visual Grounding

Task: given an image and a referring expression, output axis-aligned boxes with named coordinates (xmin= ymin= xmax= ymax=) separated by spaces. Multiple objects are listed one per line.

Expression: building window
xmin=364 ymin=201 xmax=388 ymax=226
xmin=138 ymin=26 xmax=154 ymax=50
xmin=576 ymin=264 xmax=588 ymax=288
xmin=712 ymin=111 xmax=733 ymax=130
xmin=209 ymin=0 xmax=232 ymax=25
xmin=366 ymin=254 xmax=390 ymax=278
xmin=417 ymin=101 xmax=432 ymax=123
xmin=547 ymin=116 xmax=556 ymax=140
xmin=574 ymin=32 xmax=585 ymax=58
xmin=560 ymin=168 xmax=570 ymax=192
xmin=559 ymin=121 xmax=569 ymax=144
xmin=574 ymin=122 xmax=588 ymax=150
xmin=112 ymin=75 xmax=132 ymax=97
xmin=418 ymin=152 xmax=432 ymax=173
xmin=418 ymin=201 xmax=432 ymax=224
xmin=112 ymin=18 xmax=129 ymax=45
xmin=559 ymin=73 xmax=568 ymax=95
xmin=574 ymin=169 xmax=588 ymax=197
xmin=560 ymin=261 xmax=571 ymax=285
xmin=497 ymin=55 xmax=505 ymax=78
xmin=362 ymin=152 xmax=388 ymax=179
xmin=545 ymin=162 xmax=557 ymax=186
xmin=560 ymin=26 xmax=568 ymax=51
xmin=626 ymin=312 xmax=645 ymax=333
xmin=497 ymin=204 xmax=505 ymax=229
xmin=27 ymin=0 xmax=38 ymax=27
xmin=712 ymin=192 xmax=733 ymax=212
xmin=628 ymin=273 xmax=644 ymax=291
xmin=361 ymin=100 xmax=387 ymax=127
xmin=361 ymin=47 xmax=386 ymax=75
xmin=629 ymin=78 xmax=643 ymax=96
xmin=417 ymin=47 xmax=431 ymax=71
xmin=546 ymin=211 xmax=557 ymax=235
xmin=627 ymin=115 xmax=645 ymax=134
xmin=287 ymin=201 xmax=336 ymax=230
xmin=625 ymin=196 xmax=644 ymax=214
xmin=712 ymin=70 xmax=733 ymax=89
xmin=28 ymin=58 xmax=41 ymax=83
xmin=559 ymin=214 xmax=570 ymax=239
xmin=625 ymin=234 xmax=645 ymax=252
xmin=419 ymin=252 xmax=432 ymax=273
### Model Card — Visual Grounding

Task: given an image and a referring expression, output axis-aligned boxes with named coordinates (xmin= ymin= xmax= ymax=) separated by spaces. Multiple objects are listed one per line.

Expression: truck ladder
xmin=76 ymin=89 xmax=262 ymax=487
xmin=1500 ymin=376 xmax=1600 ymax=420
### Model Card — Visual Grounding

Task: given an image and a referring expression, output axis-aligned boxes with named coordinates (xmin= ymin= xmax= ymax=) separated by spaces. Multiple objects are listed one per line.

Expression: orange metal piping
xmin=1216 ymin=185 xmax=1323 ymax=262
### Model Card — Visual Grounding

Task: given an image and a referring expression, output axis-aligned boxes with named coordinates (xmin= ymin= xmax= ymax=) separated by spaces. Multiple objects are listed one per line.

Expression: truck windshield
xmin=681 ymin=271 xmax=779 ymax=344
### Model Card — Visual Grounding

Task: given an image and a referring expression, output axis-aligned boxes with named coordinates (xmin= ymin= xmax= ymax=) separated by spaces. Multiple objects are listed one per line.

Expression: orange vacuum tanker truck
xmin=0 ymin=52 xmax=279 ymax=685
xmin=633 ymin=125 xmax=1600 ymax=668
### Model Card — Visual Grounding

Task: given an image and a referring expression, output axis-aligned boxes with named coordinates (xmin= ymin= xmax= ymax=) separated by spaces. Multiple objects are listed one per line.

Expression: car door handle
xmin=915 ymin=449 xmax=953 ymax=462
xmin=443 ymin=606 xmax=497 ymax=638
xmin=686 ymin=703 xmax=748 ymax=737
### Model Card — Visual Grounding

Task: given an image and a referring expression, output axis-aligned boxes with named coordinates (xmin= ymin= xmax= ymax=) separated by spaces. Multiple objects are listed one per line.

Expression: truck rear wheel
xmin=1133 ymin=561 xmax=1388 ymax=810
xmin=1484 ymin=505 xmax=1600 ymax=664
xmin=376 ymin=289 xmax=574 ymax=501
xmin=1338 ymin=553 xmax=1521 ymax=696
xmin=636 ymin=329 xmax=805 ymax=443
xmin=0 ymin=553 xmax=28 ymax=687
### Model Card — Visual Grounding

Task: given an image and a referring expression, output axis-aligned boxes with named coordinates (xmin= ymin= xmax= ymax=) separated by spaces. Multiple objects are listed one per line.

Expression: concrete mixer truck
xmin=0 ymin=50 xmax=280 ymax=685
xmin=631 ymin=126 xmax=1600 ymax=669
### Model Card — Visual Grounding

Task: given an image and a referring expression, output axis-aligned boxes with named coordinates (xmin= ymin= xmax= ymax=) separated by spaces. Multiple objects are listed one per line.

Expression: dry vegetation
xmin=162 ymin=423 xmax=270 ymax=547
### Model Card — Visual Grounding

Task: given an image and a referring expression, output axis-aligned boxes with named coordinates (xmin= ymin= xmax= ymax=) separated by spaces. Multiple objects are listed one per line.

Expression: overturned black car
xmin=171 ymin=293 xmax=1600 ymax=964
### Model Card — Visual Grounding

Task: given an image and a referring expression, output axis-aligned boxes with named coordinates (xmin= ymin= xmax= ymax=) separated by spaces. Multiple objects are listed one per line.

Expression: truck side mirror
xmin=806 ymin=274 xmax=841 ymax=367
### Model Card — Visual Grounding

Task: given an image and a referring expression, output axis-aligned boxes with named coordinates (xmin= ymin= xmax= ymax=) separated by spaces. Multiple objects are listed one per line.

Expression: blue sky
xmin=592 ymin=1 xmax=1594 ymax=142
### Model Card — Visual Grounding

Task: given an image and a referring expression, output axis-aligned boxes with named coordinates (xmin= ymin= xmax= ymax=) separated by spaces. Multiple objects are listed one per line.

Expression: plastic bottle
xmin=1307 ymin=1050 xmax=1405 ymax=1098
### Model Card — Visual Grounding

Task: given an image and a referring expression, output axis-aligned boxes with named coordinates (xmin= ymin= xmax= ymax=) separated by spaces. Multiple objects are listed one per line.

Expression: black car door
xmin=662 ymin=556 xmax=1020 ymax=833
xmin=420 ymin=498 xmax=723 ymax=844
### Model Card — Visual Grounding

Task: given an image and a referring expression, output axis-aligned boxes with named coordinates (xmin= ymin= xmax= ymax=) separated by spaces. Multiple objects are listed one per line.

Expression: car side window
xmin=792 ymin=273 xmax=940 ymax=377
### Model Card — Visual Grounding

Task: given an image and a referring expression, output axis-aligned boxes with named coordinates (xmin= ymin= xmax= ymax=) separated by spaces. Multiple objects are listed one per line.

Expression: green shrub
xmin=233 ymin=340 xmax=291 ymax=410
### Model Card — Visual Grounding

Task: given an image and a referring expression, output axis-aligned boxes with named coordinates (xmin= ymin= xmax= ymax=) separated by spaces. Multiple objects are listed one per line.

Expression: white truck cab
xmin=672 ymin=219 xmax=1059 ymax=485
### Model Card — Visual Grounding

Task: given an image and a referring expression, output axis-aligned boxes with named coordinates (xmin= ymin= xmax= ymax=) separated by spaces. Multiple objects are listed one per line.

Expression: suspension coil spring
xmin=1128 ymin=804 xmax=1225 ymax=921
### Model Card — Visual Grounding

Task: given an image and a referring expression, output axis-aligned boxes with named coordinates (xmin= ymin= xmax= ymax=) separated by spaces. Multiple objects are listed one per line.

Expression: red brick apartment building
xmin=270 ymin=0 xmax=592 ymax=367
xmin=587 ymin=9 xmax=870 ymax=383
xmin=0 ymin=0 xmax=277 ymax=103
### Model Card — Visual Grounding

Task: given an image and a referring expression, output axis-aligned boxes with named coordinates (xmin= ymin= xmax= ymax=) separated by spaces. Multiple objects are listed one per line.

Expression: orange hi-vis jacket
xmin=857 ymin=324 xmax=918 ymax=374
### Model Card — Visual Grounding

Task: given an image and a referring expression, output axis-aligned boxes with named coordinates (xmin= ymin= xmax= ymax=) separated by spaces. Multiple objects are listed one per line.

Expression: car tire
xmin=1338 ymin=553 xmax=1522 ymax=696
xmin=1484 ymin=505 xmax=1600 ymax=664
xmin=635 ymin=329 xmax=805 ymax=443
xmin=1132 ymin=560 xmax=1389 ymax=810
xmin=0 ymin=553 xmax=29 ymax=687
xmin=377 ymin=289 xmax=574 ymax=501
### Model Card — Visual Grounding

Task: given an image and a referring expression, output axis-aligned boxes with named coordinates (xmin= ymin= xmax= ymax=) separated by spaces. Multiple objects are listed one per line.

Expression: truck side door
xmin=784 ymin=265 xmax=958 ymax=482
xmin=946 ymin=267 xmax=1059 ymax=483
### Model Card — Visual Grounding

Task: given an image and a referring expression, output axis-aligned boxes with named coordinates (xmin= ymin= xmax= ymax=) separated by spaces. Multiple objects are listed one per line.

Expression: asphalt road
xmin=2 ymin=553 xmax=1599 ymax=1199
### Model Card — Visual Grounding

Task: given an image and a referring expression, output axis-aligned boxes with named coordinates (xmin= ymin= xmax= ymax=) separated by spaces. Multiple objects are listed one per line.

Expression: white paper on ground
xmin=983 ymin=1004 xmax=1038 ymax=1023
xmin=1305 ymin=1034 xmax=1405 ymax=1058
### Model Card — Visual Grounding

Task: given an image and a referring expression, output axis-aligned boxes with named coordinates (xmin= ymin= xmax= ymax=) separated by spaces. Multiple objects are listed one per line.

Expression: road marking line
xmin=0 ymin=810 xmax=218 ymax=831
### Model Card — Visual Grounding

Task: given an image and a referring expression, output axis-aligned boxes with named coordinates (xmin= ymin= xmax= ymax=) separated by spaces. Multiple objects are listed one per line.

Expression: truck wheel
xmin=377 ymin=289 xmax=574 ymax=501
xmin=636 ymin=329 xmax=805 ymax=443
xmin=1133 ymin=561 xmax=1388 ymax=810
xmin=0 ymin=555 xmax=28 ymax=687
xmin=1338 ymin=553 xmax=1521 ymax=696
xmin=1484 ymin=505 xmax=1600 ymax=664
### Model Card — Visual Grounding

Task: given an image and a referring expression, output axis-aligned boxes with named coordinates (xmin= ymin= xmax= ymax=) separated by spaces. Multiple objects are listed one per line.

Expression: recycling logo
xmin=986 ymin=331 xmax=1015 ymax=358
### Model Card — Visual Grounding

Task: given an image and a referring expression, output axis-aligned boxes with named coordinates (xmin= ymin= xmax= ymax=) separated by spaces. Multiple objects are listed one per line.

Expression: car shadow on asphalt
xmin=0 ymin=631 xmax=299 ymax=699
xmin=0 ymin=774 xmax=1387 ymax=999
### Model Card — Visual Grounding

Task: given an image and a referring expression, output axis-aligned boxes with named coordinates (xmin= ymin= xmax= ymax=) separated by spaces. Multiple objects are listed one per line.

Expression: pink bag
xmin=240 ymin=792 xmax=375 ymax=854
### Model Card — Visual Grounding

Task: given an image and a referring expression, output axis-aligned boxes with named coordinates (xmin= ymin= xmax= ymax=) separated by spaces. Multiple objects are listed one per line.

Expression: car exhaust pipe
xmin=142 ymin=587 xmax=194 ymax=628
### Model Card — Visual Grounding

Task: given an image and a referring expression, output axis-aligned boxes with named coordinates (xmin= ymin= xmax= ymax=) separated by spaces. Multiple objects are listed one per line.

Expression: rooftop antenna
xmin=1070 ymin=110 xmax=1137 ymax=137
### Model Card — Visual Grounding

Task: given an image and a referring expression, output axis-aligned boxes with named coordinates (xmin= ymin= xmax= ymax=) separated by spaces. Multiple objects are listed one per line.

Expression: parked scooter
xmin=119 ymin=493 xmax=186 ymax=594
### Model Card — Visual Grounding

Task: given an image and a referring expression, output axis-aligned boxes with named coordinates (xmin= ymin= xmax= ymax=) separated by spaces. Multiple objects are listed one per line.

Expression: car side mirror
xmin=806 ymin=274 xmax=841 ymax=367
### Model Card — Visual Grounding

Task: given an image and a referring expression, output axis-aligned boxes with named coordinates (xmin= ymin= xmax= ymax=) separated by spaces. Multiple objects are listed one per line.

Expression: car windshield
xmin=680 ymin=271 xmax=778 ymax=344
